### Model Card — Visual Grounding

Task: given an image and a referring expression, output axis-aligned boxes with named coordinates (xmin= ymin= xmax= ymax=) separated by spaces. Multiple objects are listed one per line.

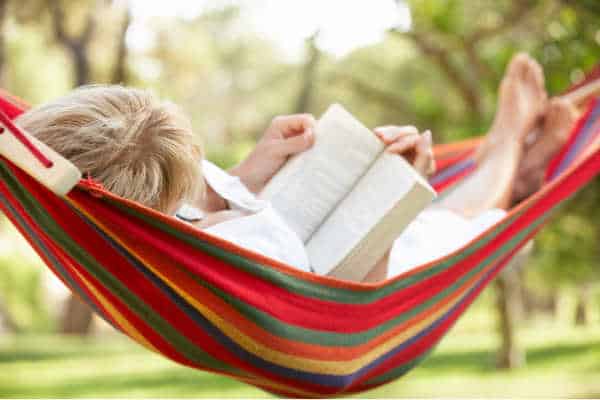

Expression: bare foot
xmin=511 ymin=98 xmax=578 ymax=202
xmin=477 ymin=53 xmax=548 ymax=161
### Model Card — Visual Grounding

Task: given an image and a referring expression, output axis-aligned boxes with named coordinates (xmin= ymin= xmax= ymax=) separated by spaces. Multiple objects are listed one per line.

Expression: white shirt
xmin=177 ymin=160 xmax=506 ymax=279
xmin=387 ymin=207 xmax=506 ymax=277
xmin=176 ymin=161 xmax=311 ymax=272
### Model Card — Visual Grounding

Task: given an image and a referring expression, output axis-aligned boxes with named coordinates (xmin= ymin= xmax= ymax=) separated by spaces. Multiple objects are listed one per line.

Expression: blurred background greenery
xmin=0 ymin=0 xmax=599 ymax=397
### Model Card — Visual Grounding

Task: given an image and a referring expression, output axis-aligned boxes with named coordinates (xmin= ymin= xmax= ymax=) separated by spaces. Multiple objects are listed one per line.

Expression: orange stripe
xmin=66 ymin=202 xmax=497 ymax=363
xmin=70 ymin=268 xmax=160 ymax=353
xmin=433 ymin=137 xmax=482 ymax=158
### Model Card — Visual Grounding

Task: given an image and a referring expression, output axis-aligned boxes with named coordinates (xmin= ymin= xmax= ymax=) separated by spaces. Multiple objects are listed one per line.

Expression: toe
xmin=530 ymin=58 xmax=546 ymax=93
xmin=506 ymin=53 xmax=529 ymax=79
xmin=523 ymin=58 xmax=545 ymax=94
xmin=544 ymin=99 xmax=562 ymax=124
xmin=545 ymin=98 xmax=576 ymax=133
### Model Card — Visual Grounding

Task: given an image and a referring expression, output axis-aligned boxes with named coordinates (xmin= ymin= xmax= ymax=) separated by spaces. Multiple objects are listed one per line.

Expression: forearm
xmin=203 ymin=183 xmax=228 ymax=212
xmin=228 ymin=156 xmax=265 ymax=195
xmin=361 ymin=251 xmax=390 ymax=283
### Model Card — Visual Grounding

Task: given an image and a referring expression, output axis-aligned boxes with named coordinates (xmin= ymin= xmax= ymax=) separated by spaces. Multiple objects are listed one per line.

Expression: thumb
xmin=275 ymin=129 xmax=315 ymax=156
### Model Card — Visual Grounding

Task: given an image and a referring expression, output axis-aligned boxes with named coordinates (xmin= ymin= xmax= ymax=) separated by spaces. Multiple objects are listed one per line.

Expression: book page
xmin=260 ymin=104 xmax=383 ymax=242
xmin=306 ymin=153 xmax=436 ymax=278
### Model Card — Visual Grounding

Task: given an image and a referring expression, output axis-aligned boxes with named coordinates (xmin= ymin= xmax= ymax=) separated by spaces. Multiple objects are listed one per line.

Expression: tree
xmin=528 ymin=179 xmax=600 ymax=326
xmin=295 ymin=31 xmax=321 ymax=113
xmin=495 ymin=244 xmax=530 ymax=369
xmin=0 ymin=0 xmax=7 ymax=85
xmin=48 ymin=0 xmax=97 ymax=86
xmin=18 ymin=0 xmax=132 ymax=335
xmin=55 ymin=0 xmax=134 ymax=335
xmin=0 ymin=295 xmax=19 ymax=333
xmin=111 ymin=4 xmax=131 ymax=84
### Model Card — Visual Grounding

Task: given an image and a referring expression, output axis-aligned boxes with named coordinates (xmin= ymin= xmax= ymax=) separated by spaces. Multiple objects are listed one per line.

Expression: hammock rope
xmin=0 ymin=84 xmax=599 ymax=396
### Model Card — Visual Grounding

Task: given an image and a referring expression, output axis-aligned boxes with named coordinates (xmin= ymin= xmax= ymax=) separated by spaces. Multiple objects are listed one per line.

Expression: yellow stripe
xmin=70 ymin=268 xmax=159 ymax=353
xmin=73 ymin=270 xmax=318 ymax=397
xmin=68 ymin=201 xmax=326 ymax=396
xmin=70 ymin=197 xmax=485 ymax=376
xmin=177 ymin=275 xmax=471 ymax=375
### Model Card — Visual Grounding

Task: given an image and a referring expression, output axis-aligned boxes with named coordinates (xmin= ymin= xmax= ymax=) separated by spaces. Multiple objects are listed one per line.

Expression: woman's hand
xmin=230 ymin=114 xmax=316 ymax=194
xmin=373 ymin=125 xmax=436 ymax=176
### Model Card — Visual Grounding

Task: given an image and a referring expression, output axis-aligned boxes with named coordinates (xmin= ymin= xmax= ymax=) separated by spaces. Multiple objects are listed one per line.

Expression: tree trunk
xmin=295 ymin=32 xmax=321 ymax=113
xmin=520 ymin=283 xmax=559 ymax=319
xmin=495 ymin=244 xmax=530 ymax=369
xmin=49 ymin=0 xmax=98 ymax=335
xmin=495 ymin=270 xmax=525 ymax=369
xmin=0 ymin=0 xmax=7 ymax=86
xmin=60 ymin=295 xmax=94 ymax=335
xmin=574 ymin=284 xmax=591 ymax=326
xmin=49 ymin=0 xmax=96 ymax=87
xmin=0 ymin=296 xmax=18 ymax=333
xmin=73 ymin=45 xmax=90 ymax=87
xmin=111 ymin=7 xmax=131 ymax=85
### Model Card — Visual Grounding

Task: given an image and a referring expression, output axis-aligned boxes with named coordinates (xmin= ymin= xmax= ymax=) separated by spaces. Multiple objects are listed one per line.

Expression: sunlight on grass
xmin=2 ymin=312 xmax=600 ymax=398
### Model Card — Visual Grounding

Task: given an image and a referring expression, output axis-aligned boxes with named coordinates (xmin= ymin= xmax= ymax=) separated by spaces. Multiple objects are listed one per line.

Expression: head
xmin=15 ymin=85 xmax=203 ymax=214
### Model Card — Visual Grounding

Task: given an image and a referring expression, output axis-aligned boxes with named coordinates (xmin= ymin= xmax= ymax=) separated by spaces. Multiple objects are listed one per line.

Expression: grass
xmin=1 ymin=298 xmax=600 ymax=398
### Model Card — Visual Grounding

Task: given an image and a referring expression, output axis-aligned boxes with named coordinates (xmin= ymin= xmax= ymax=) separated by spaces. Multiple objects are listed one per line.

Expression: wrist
xmin=229 ymin=158 xmax=263 ymax=194
xmin=203 ymin=182 xmax=228 ymax=212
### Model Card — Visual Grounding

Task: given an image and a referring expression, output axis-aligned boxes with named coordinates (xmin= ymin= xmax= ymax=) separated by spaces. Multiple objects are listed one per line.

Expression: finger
xmin=374 ymin=126 xmax=419 ymax=144
xmin=385 ymin=134 xmax=420 ymax=155
xmin=418 ymin=131 xmax=436 ymax=175
xmin=274 ymin=130 xmax=315 ymax=156
xmin=414 ymin=136 xmax=432 ymax=174
xmin=427 ymin=157 xmax=437 ymax=176
xmin=271 ymin=114 xmax=316 ymax=138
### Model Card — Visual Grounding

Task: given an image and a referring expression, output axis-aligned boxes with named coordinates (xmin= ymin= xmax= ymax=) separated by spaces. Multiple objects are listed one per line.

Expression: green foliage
xmin=529 ymin=180 xmax=600 ymax=287
xmin=0 ymin=249 xmax=52 ymax=332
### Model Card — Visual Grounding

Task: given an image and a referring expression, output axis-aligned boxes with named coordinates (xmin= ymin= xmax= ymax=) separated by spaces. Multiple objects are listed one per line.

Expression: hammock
xmin=0 ymin=81 xmax=599 ymax=397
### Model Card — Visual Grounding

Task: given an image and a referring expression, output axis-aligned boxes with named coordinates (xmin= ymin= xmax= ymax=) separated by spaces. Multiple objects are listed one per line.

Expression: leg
xmin=511 ymin=98 xmax=578 ymax=203
xmin=440 ymin=54 xmax=547 ymax=215
xmin=361 ymin=54 xmax=546 ymax=283
xmin=363 ymin=253 xmax=389 ymax=283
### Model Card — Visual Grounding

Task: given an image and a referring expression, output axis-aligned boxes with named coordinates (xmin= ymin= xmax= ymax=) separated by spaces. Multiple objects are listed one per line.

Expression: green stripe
xmin=0 ymin=161 xmax=244 ymax=377
xmin=20 ymin=168 xmax=557 ymax=349
xmin=0 ymin=194 xmax=110 ymax=321
xmin=110 ymin=198 xmax=537 ymax=305
xmin=146 ymin=215 xmax=547 ymax=347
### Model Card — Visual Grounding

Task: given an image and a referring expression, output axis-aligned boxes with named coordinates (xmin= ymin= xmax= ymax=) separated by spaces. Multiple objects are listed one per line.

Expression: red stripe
xmin=1 ymin=179 xmax=266 ymax=383
xmin=66 ymin=137 xmax=600 ymax=335
xmin=0 ymin=89 xmax=27 ymax=118
xmin=434 ymin=148 xmax=475 ymax=171
xmin=354 ymin=145 xmax=600 ymax=389
xmin=74 ymin=190 xmax=500 ymax=331
xmin=1 ymin=88 xmax=598 ymax=336
xmin=354 ymin=226 xmax=543 ymax=392
xmin=546 ymin=98 xmax=597 ymax=180
xmin=432 ymin=163 xmax=476 ymax=192
xmin=6 ymin=161 xmax=343 ymax=393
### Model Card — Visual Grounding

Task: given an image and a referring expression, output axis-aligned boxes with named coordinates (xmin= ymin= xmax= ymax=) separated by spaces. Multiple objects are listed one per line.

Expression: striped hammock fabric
xmin=0 ymin=89 xmax=599 ymax=397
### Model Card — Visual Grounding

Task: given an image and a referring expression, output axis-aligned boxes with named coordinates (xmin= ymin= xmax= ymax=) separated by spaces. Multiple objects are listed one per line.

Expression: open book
xmin=260 ymin=104 xmax=436 ymax=281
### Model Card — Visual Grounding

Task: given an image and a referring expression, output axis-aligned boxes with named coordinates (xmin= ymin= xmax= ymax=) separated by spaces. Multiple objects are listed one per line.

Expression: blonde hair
xmin=15 ymin=85 xmax=203 ymax=213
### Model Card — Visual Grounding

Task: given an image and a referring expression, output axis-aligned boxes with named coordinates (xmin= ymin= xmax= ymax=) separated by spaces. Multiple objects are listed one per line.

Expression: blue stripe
xmin=550 ymin=101 xmax=600 ymax=179
xmin=429 ymin=159 xmax=475 ymax=186
xmin=0 ymin=173 xmax=114 ymax=328
xmin=74 ymin=205 xmax=537 ymax=390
